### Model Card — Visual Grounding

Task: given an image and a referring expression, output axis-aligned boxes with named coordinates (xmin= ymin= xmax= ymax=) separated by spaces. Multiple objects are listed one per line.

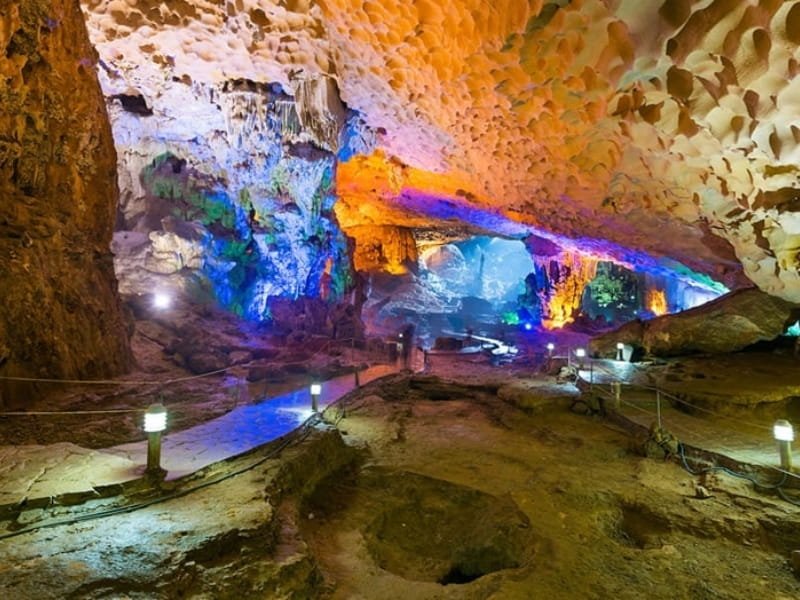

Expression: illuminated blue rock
xmin=108 ymin=75 xmax=357 ymax=322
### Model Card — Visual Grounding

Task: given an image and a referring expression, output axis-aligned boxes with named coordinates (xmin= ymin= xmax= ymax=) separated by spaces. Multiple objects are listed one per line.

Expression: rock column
xmin=0 ymin=0 xmax=131 ymax=404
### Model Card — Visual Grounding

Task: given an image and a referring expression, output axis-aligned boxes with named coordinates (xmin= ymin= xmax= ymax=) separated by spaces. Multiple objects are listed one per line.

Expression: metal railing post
xmin=656 ymin=389 xmax=662 ymax=429
xmin=613 ymin=381 xmax=621 ymax=410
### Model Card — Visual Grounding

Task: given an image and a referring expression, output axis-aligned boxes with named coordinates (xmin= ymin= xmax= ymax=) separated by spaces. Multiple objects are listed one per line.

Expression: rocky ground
xmin=1 ymin=355 xmax=799 ymax=599
xmin=0 ymin=297 xmax=385 ymax=448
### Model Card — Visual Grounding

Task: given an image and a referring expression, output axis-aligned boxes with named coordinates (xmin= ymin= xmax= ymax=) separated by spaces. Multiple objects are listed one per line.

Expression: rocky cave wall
xmin=0 ymin=0 xmax=131 ymax=402
xmin=73 ymin=1 xmax=800 ymax=328
xmin=322 ymin=0 xmax=800 ymax=302
xmin=104 ymin=70 xmax=358 ymax=321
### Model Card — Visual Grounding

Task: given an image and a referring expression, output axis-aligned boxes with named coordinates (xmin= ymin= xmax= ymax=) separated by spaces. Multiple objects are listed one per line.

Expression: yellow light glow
xmin=647 ymin=289 xmax=668 ymax=316
xmin=541 ymin=253 xmax=598 ymax=330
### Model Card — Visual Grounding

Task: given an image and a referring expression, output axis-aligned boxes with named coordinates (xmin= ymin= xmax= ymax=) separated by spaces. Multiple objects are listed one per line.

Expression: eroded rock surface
xmin=0 ymin=0 xmax=131 ymax=403
xmin=80 ymin=0 xmax=800 ymax=303
xmin=2 ymin=370 xmax=800 ymax=598
xmin=591 ymin=287 xmax=800 ymax=357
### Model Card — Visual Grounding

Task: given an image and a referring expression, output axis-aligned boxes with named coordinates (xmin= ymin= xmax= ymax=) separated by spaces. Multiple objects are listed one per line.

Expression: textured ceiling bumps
xmin=83 ymin=0 xmax=800 ymax=300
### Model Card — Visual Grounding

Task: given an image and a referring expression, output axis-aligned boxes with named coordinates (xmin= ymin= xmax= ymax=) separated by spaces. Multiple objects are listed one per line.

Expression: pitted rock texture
xmin=590 ymin=287 xmax=800 ymax=357
xmin=82 ymin=0 xmax=800 ymax=302
xmin=0 ymin=0 xmax=131 ymax=402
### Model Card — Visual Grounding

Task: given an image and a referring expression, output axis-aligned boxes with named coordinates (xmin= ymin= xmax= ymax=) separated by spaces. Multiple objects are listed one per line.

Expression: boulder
xmin=590 ymin=288 xmax=800 ymax=358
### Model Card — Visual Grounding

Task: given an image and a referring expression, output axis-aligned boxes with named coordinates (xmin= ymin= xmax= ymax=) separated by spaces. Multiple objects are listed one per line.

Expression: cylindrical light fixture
xmin=616 ymin=342 xmax=624 ymax=361
xmin=774 ymin=419 xmax=794 ymax=471
xmin=310 ymin=383 xmax=322 ymax=413
xmin=575 ymin=347 xmax=586 ymax=369
xmin=144 ymin=403 xmax=167 ymax=475
xmin=546 ymin=342 xmax=555 ymax=357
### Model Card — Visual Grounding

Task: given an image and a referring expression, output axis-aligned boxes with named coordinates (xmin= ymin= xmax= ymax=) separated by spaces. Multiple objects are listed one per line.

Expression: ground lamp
xmin=310 ymin=383 xmax=322 ymax=413
xmin=153 ymin=292 xmax=171 ymax=310
xmin=774 ymin=419 xmax=794 ymax=471
xmin=144 ymin=402 xmax=168 ymax=475
xmin=546 ymin=342 xmax=554 ymax=358
xmin=575 ymin=347 xmax=586 ymax=369
xmin=616 ymin=342 xmax=624 ymax=361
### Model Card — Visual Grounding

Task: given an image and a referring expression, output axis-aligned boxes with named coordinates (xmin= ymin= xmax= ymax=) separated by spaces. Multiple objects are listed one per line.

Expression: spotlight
xmin=153 ymin=292 xmax=171 ymax=309
xmin=616 ymin=342 xmax=624 ymax=361
xmin=524 ymin=322 xmax=533 ymax=331
xmin=144 ymin=403 xmax=167 ymax=476
xmin=774 ymin=419 xmax=794 ymax=471
xmin=310 ymin=383 xmax=322 ymax=413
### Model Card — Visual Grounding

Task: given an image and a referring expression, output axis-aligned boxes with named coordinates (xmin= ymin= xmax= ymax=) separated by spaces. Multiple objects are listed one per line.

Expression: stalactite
xmin=647 ymin=288 xmax=668 ymax=316
xmin=293 ymin=77 xmax=347 ymax=152
xmin=537 ymin=252 xmax=598 ymax=329
xmin=221 ymin=91 xmax=270 ymax=148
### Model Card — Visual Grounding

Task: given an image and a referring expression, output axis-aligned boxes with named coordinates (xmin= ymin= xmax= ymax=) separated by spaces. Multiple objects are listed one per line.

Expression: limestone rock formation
xmin=69 ymin=1 xmax=800 ymax=316
xmin=349 ymin=225 xmax=418 ymax=274
xmin=590 ymin=288 xmax=800 ymax=357
xmin=0 ymin=0 xmax=131 ymax=401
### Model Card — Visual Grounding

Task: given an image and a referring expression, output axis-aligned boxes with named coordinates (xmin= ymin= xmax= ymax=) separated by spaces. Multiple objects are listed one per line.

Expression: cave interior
xmin=3 ymin=1 xmax=800 ymax=598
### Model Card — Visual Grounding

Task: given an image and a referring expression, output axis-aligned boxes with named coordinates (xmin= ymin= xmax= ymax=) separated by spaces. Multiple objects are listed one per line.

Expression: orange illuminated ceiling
xmin=84 ymin=0 xmax=800 ymax=300
xmin=335 ymin=151 xmax=496 ymax=230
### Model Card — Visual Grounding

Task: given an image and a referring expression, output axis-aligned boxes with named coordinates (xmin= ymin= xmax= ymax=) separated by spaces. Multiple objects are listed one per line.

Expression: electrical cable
xmin=0 ymin=417 xmax=316 ymax=542
xmin=618 ymin=396 xmax=800 ymax=482
xmin=609 ymin=394 xmax=800 ymax=505
xmin=677 ymin=441 xmax=787 ymax=490
xmin=0 ymin=370 xmax=384 ymax=542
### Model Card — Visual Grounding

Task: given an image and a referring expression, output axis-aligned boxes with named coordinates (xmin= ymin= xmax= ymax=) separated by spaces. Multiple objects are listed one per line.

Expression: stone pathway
xmin=0 ymin=365 xmax=395 ymax=508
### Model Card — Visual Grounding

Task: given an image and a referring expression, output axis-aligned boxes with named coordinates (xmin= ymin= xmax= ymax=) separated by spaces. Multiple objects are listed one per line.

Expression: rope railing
xmin=584 ymin=358 xmax=774 ymax=434
xmin=567 ymin=353 xmax=800 ymax=503
xmin=0 ymin=335 xmax=366 ymax=388
xmin=616 ymin=395 xmax=800 ymax=482
xmin=0 ymin=335 xmax=377 ymax=419
xmin=0 ymin=365 xmax=235 ymax=387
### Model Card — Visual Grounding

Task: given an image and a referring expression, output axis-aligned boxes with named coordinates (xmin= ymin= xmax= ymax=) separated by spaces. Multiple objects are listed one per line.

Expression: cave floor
xmin=0 ymin=365 xmax=395 ymax=507
xmin=1 ymin=358 xmax=799 ymax=599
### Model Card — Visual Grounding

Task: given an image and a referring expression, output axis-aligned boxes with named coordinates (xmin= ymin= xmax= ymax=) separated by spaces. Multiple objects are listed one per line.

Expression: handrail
xmin=574 ymin=357 xmax=800 ymax=490
xmin=583 ymin=359 xmax=772 ymax=433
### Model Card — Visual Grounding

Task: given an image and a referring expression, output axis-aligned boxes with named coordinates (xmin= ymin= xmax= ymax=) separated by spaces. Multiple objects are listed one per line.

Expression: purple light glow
xmin=393 ymin=188 xmax=726 ymax=296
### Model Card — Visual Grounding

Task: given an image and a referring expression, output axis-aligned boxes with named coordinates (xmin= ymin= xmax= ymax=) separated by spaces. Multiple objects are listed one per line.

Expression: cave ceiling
xmin=81 ymin=0 xmax=800 ymax=300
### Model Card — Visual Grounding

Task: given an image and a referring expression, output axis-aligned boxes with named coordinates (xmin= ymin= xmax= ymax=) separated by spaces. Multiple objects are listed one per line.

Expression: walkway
xmin=0 ymin=365 xmax=395 ymax=509
xmin=577 ymin=359 xmax=799 ymax=483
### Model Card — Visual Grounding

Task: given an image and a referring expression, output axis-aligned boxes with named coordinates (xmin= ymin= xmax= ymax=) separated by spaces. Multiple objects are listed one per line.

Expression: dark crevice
xmin=111 ymin=93 xmax=154 ymax=116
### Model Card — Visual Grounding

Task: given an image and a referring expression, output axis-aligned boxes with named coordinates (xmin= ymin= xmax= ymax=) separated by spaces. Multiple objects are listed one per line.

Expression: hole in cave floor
xmin=438 ymin=565 xmax=489 ymax=586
